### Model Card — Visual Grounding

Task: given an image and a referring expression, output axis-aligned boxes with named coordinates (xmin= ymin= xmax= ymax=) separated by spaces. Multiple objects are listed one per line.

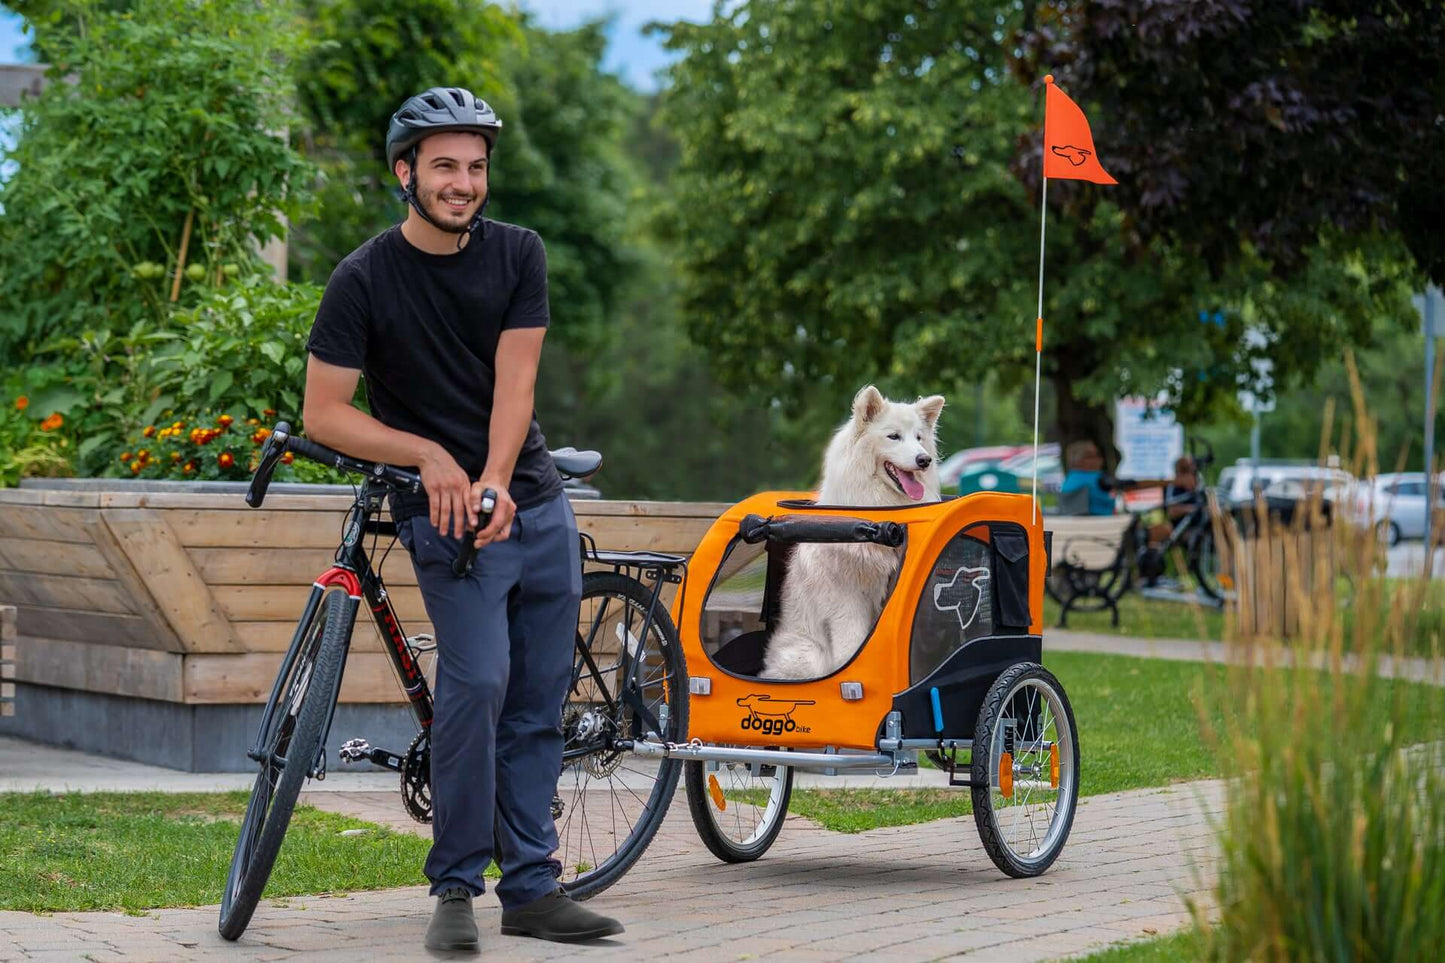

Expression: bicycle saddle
xmin=550 ymin=447 xmax=602 ymax=479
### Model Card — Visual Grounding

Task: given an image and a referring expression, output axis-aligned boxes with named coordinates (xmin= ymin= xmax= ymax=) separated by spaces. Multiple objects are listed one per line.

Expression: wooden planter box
xmin=0 ymin=480 xmax=726 ymax=769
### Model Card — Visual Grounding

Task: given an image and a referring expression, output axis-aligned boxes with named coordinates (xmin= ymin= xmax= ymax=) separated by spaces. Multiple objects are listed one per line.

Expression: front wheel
xmin=685 ymin=754 xmax=793 ymax=862
xmin=219 ymin=589 xmax=352 ymax=940
xmin=971 ymin=662 xmax=1079 ymax=878
xmin=556 ymin=572 xmax=688 ymax=899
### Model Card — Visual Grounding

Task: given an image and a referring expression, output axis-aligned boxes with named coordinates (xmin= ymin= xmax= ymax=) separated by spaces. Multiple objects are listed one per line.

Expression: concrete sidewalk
xmin=0 ymin=777 xmax=1220 ymax=962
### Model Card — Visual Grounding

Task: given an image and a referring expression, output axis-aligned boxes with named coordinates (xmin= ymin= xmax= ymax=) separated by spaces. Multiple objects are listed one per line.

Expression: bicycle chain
xmin=401 ymin=730 xmax=432 ymax=824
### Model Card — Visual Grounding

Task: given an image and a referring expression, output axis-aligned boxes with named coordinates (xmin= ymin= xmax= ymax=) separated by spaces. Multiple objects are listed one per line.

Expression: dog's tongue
xmin=898 ymin=467 xmax=925 ymax=501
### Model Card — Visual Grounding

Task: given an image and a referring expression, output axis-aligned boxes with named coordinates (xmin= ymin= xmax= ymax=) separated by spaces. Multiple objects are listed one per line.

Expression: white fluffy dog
xmin=760 ymin=385 xmax=945 ymax=680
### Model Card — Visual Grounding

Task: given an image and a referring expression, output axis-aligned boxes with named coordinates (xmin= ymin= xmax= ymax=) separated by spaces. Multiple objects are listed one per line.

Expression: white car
xmin=1216 ymin=461 xmax=1354 ymax=508
xmin=1349 ymin=472 xmax=1444 ymax=545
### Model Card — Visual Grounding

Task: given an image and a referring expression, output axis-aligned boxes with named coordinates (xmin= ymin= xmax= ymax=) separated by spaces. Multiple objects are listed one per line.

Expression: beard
xmin=417 ymin=184 xmax=482 ymax=233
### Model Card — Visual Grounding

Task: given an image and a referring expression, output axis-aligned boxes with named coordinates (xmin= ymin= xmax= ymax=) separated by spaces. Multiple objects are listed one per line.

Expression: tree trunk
xmin=1053 ymin=370 xmax=1118 ymax=474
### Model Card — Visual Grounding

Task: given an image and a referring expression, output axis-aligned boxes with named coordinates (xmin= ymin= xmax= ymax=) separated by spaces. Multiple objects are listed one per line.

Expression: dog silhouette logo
xmin=737 ymin=694 xmax=816 ymax=735
xmin=1050 ymin=144 xmax=1091 ymax=167
xmin=932 ymin=565 xmax=992 ymax=631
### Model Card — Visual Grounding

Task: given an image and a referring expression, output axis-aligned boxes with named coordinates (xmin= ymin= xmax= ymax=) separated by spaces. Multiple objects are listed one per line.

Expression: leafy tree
xmin=0 ymin=0 xmax=314 ymax=353
xmin=285 ymin=0 xmax=517 ymax=282
xmin=654 ymin=1 xmax=1416 ymax=465
xmin=1017 ymin=0 xmax=1445 ymax=285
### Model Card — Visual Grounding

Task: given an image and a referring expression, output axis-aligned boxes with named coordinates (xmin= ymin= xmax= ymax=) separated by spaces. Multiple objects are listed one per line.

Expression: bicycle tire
xmin=971 ymin=662 xmax=1079 ymax=878
xmin=218 ymin=589 xmax=351 ymax=940
xmin=557 ymin=571 xmax=687 ymax=900
xmin=1188 ymin=527 xmax=1225 ymax=602
xmin=684 ymin=755 xmax=792 ymax=863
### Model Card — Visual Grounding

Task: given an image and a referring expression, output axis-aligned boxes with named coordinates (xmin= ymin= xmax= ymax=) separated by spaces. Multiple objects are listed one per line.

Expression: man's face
xmin=397 ymin=131 xmax=490 ymax=233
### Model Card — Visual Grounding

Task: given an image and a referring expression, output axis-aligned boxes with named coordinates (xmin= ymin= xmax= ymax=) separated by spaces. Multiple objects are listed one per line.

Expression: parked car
xmin=1216 ymin=460 xmax=1354 ymax=508
xmin=937 ymin=445 xmax=1026 ymax=489
xmin=998 ymin=444 xmax=1064 ymax=493
xmin=1348 ymin=472 xmax=1444 ymax=545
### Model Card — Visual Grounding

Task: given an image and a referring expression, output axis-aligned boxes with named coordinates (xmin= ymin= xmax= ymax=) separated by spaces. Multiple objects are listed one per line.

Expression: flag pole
xmin=1031 ymin=76 xmax=1053 ymax=525
xmin=1032 ymin=176 xmax=1046 ymax=525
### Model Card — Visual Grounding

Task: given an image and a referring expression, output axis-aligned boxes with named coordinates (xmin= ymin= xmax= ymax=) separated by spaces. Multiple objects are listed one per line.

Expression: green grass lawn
xmin=1073 ymin=929 xmax=1201 ymax=962
xmin=1045 ymin=592 xmax=1225 ymax=641
xmin=0 ymin=791 xmax=457 ymax=914
xmin=782 ymin=650 xmax=1222 ymax=832
xmin=1046 ymin=575 xmax=1444 ymax=656
xmin=781 ymin=648 xmax=1440 ymax=833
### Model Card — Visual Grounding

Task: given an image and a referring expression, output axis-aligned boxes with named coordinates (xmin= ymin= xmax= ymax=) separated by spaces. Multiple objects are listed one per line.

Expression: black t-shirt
xmin=306 ymin=221 xmax=563 ymax=518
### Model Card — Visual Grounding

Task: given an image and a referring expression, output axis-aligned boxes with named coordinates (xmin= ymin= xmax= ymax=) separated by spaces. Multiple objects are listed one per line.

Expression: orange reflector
xmin=999 ymin=751 xmax=1014 ymax=798
xmin=1035 ymin=316 xmax=1044 ymax=353
xmin=1050 ymin=743 xmax=1060 ymax=788
xmin=707 ymin=773 xmax=726 ymax=811
xmin=1218 ymin=574 xmax=1234 ymax=590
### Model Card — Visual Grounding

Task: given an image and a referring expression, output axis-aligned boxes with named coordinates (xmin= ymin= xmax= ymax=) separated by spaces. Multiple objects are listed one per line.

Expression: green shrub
xmin=0 ymin=0 xmax=314 ymax=355
xmin=1195 ymin=475 xmax=1445 ymax=960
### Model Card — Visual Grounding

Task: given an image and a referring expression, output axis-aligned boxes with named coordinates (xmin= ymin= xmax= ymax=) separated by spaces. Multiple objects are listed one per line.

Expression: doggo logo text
xmin=737 ymin=694 xmax=815 ymax=735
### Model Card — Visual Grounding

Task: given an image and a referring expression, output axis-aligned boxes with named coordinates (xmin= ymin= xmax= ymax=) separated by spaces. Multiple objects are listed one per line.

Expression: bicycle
xmin=1126 ymin=438 xmax=1227 ymax=604
xmin=218 ymin=423 xmax=690 ymax=940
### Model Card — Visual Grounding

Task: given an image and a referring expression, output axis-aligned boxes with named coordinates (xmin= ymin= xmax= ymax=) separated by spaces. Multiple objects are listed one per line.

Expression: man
xmin=302 ymin=87 xmax=622 ymax=952
xmin=1058 ymin=440 xmax=1117 ymax=516
xmin=1149 ymin=454 xmax=1203 ymax=544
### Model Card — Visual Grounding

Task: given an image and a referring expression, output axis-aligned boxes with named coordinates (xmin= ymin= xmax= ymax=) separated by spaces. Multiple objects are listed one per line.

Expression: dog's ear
xmin=915 ymin=395 xmax=945 ymax=430
xmin=852 ymin=385 xmax=886 ymax=424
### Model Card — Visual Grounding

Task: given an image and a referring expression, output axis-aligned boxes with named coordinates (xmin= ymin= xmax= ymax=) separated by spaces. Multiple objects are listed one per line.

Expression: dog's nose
xmin=915 ymin=453 xmax=932 ymax=470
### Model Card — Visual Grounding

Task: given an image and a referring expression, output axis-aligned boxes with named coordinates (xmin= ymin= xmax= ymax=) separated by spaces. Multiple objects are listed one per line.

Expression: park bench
xmin=1044 ymin=513 xmax=1138 ymax=628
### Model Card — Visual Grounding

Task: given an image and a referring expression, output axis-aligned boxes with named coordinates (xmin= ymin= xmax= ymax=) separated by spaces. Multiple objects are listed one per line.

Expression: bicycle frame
xmin=246 ymin=478 xmax=434 ymax=778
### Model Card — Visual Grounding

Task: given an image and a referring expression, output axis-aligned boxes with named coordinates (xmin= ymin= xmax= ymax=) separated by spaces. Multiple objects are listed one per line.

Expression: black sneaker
xmin=425 ymin=887 xmax=479 ymax=952
xmin=500 ymin=890 xmax=624 ymax=943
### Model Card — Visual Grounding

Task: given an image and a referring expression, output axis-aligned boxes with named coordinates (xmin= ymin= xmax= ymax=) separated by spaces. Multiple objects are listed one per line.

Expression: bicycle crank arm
xmin=338 ymin=738 xmax=405 ymax=773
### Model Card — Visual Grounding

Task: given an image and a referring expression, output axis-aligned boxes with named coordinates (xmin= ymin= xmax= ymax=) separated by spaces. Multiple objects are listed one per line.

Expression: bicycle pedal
xmin=339 ymin=738 xmax=372 ymax=763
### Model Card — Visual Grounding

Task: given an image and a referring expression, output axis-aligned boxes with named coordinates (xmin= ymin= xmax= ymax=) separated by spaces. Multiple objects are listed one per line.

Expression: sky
xmin=0 ymin=2 xmax=720 ymax=91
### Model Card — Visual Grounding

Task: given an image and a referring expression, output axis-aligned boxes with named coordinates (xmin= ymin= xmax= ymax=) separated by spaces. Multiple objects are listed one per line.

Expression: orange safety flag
xmin=1042 ymin=75 xmax=1116 ymax=185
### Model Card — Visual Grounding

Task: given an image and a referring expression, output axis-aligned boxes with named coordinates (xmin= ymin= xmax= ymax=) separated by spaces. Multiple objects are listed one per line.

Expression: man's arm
xmin=471 ymin=326 xmax=547 ymax=546
xmin=303 ymin=355 xmax=476 ymax=538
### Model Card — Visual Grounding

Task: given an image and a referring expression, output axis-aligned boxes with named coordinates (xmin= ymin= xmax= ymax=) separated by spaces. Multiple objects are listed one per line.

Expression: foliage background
xmin=0 ymin=0 xmax=1439 ymax=498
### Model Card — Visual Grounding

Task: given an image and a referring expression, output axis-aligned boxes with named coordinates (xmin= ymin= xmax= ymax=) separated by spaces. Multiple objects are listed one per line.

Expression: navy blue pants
xmin=398 ymin=491 xmax=581 ymax=908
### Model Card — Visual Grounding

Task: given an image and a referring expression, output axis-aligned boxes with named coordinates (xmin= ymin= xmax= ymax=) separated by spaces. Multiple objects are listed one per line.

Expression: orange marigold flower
xmin=263 ymin=408 xmax=277 ymax=417
xmin=130 ymin=460 xmax=142 ymax=473
xmin=252 ymin=429 xmax=268 ymax=445
xmin=39 ymin=413 xmax=63 ymax=431
xmin=217 ymin=414 xmax=234 ymax=427
xmin=171 ymin=452 xmax=182 ymax=462
xmin=183 ymin=460 xmax=197 ymax=474
xmin=281 ymin=452 xmax=294 ymax=465
xmin=142 ymin=425 xmax=156 ymax=438
xmin=14 ymin=396 xmax=28 ymax=411
xmin=218 ymin=452 xmax=235 ymax=469
xmin=173 ymin=421 xmax=184 ymax=429
xmin=137 ymin=449 xmax=149 ymax=460
xmin=246 ymin=418 xmax=260 ymax=426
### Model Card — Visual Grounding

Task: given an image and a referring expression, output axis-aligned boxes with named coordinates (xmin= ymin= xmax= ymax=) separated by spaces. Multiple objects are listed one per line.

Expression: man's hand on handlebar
xmin=418 ymin=444 xmax=476 ymax=540
xmin=469 ymin=477 xmax=515 ymax=548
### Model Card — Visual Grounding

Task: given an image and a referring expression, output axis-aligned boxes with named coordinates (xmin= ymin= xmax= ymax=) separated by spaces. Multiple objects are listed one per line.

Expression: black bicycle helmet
xmin=386 ymin=87 xmax=503 ymax=247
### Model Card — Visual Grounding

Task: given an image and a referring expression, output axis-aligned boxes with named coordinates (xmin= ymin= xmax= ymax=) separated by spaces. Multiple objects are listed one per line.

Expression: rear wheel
xmin=556 ymin=572 xmax=687 ymax=899
xmin=685 ymin=754 xmax=793 ymax=862
xmin=1188 ymin=527 xmax=1227 ymax=602
xmin=219 ymin=589 xmax=351 ymax=940
xmin=972 ymin=662 xmax=1079 ymax=878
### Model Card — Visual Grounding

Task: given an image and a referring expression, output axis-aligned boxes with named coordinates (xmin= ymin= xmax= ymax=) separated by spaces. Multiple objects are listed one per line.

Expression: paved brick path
xmin=0 ymin=779 xmax=1221 ymax=962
